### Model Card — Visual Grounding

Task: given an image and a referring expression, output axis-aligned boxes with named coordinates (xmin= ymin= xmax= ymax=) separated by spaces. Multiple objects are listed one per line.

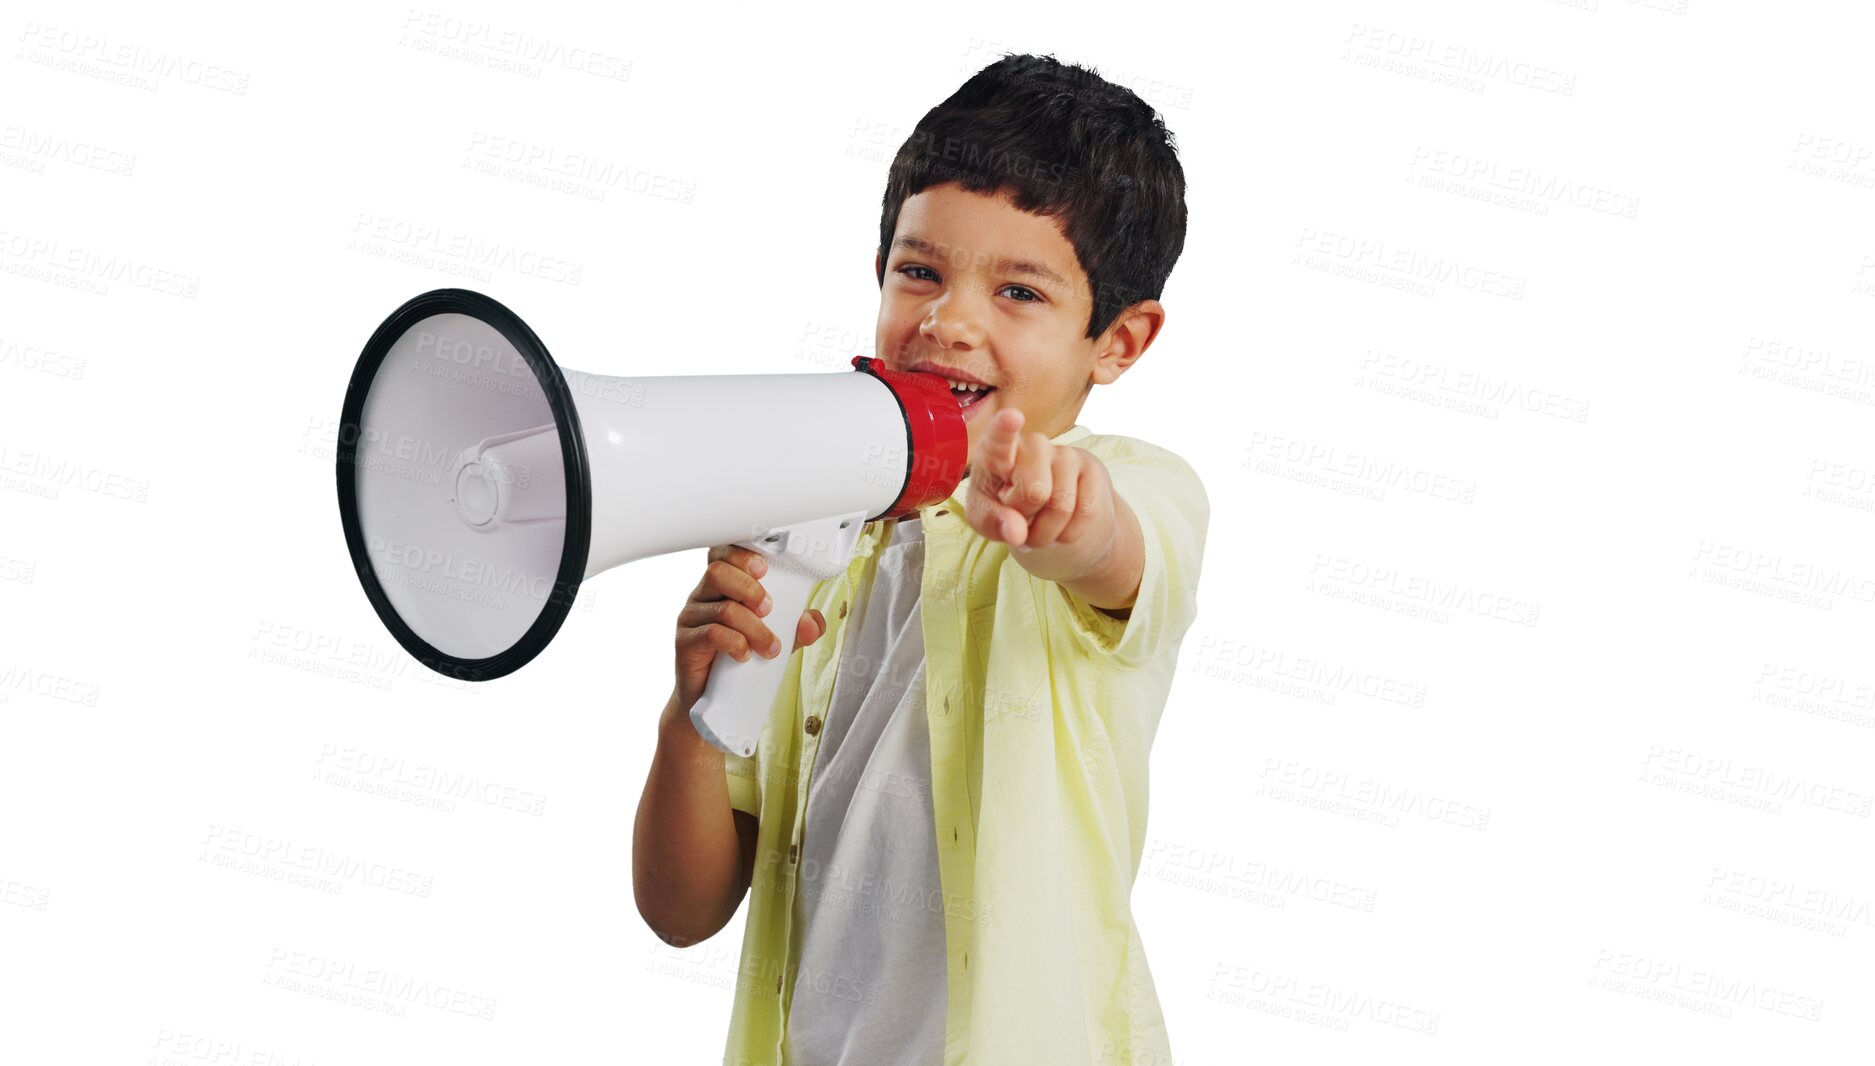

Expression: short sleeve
xmin=1045 ymin=440 xmax=1209 ymax=671
xmin=725 ymin=749 xmax=761 ymax=817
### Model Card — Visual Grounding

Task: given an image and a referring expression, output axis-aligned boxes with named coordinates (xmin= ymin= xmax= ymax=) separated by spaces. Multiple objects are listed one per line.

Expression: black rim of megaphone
xmin=336 ymin=288 xmax=593 ymax=682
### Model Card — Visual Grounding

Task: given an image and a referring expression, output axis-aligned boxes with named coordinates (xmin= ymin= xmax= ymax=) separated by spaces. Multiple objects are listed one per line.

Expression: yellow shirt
xmin=721 ymin=422 xmax=1210 ymax=1066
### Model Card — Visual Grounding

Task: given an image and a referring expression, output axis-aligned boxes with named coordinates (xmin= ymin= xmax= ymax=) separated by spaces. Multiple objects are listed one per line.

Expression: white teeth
xmin=945 ymin=378 xmax=989 ymax=392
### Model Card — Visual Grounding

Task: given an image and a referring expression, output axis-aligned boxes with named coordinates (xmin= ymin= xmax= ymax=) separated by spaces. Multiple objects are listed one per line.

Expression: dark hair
xmin=876 ymin=53 xmax=1188 ymax=340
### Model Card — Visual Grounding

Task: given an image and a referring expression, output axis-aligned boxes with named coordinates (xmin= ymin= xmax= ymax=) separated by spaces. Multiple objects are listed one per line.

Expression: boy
xmin=634 ymin=53 xmax=1209 ymax=1065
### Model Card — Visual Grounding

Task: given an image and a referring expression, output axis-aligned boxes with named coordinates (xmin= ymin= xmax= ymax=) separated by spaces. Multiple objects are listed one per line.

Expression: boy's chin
xmin=961 ymin=403 xmax=997 ymax=450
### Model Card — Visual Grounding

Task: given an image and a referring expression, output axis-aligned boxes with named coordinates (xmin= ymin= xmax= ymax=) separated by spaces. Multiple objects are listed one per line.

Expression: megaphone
xmin=335 ymin=288 xmax=967 ymax=756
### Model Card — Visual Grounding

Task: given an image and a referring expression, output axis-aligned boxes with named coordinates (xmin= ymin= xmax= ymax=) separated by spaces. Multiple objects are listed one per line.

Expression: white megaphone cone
xmin=336 ymin=289 xmax=968 ymax=756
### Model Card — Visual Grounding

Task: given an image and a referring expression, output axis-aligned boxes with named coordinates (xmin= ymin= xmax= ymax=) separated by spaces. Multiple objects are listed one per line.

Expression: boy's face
xmin=875 ymin=182 xmax=1162 ymax=461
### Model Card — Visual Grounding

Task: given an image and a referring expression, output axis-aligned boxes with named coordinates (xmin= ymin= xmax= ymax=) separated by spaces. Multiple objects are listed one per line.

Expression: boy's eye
xmin=897 ymin=266 xmax=1041 ymax=304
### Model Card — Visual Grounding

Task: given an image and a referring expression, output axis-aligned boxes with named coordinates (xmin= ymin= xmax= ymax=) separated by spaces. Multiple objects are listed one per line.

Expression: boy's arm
xmin=1064 ymin=489 xmax=1142 ymax=619
xmin=732 ymin=810 xmax=758 ymax=897
xmin=632 ymin=692 xmax=755 ymax=947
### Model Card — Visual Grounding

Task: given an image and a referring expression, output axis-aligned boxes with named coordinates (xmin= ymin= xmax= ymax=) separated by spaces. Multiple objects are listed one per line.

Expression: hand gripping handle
xmin=690 ymin=511 xmax=869 ymax=757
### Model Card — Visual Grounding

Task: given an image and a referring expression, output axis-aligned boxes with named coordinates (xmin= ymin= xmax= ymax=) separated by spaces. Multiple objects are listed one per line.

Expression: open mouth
xmin=949 ymin=384 xmax=995 ymax=410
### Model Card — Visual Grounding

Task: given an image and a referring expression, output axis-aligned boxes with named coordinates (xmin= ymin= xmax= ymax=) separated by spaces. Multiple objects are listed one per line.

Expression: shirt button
xmin=935 ymin=509 xmax=948 ymax=517
xmin=804 ymin=715 xmax=822 ymax=736
xmin=788 ymin=843 xmax=798 ymax=864
xmin=838 ymin=600 xmax=848 ymax=619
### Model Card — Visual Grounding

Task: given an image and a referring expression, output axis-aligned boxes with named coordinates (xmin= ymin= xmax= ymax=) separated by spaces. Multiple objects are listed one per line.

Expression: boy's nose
xmin=922 ymin=301 xmax=987 ymax=351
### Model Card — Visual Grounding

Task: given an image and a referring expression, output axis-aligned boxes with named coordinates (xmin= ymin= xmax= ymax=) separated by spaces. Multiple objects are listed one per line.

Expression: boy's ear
xmin=1091 ymin=300 xmax=1166 ymax=386
xmin=875 ymin=249 xmax=883 ymax=285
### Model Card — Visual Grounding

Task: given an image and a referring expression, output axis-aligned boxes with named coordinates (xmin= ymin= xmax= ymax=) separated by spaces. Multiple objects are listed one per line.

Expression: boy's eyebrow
xmin=892 ymin=235 xmax=1068 ymax=287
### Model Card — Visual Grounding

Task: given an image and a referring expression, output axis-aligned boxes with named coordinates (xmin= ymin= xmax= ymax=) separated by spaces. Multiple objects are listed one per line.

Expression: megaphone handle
xmin=690 ymin=512 xmax=868 ymax=758
xmin=689 ymin=562 xmax=820 ymax=758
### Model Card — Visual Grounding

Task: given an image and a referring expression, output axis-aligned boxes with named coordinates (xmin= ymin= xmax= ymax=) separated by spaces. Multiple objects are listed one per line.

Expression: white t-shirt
xmin=781 ymin=515 xmax=947 ymax=1066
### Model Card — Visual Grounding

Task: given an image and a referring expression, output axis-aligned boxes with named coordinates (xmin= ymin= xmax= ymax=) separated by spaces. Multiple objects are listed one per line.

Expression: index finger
xmin=976 ymin=408 xmax=1024 ymax=480
xmin=707 ymin=544 xmax=768 ymax=577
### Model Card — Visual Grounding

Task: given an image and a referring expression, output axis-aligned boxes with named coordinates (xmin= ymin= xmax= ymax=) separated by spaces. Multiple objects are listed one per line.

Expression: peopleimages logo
xmin=15 ymin=22 xmax=251 ymax=94
xmin=316 ymin=744 xmax=548 ymax=816
xmin=1343 ymin=23 xmax=1577 ymax=96
xmin=0 ymin=230 xmax=199 ymax=298
xmin=398 ymin=9 xmax=633 ymax=82
xmin=1408 ymin=146 xmax=1639 ymax=219
xmin=0 ymin=124 xmax=137 ymax=176
xmin=349 ymin=214 xmax=584 ymax=287
xmin=1293 ymin=227 xmax=1527 ymax=300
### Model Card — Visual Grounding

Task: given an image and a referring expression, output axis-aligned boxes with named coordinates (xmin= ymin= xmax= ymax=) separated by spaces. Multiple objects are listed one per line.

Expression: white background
xmin=3 ymin=1 xmax=1872 ymax=1063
